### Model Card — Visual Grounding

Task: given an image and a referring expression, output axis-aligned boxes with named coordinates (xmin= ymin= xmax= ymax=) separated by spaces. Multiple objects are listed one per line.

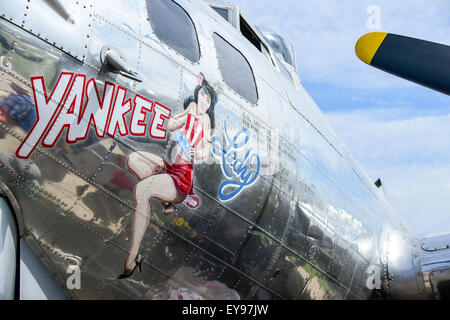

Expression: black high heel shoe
xmin=117 ymin=255 xmax=144 ymax=279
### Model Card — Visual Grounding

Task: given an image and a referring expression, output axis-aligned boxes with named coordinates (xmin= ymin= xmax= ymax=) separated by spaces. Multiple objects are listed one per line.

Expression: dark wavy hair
xmin=183 ymin=73 xmax=218 ymax=129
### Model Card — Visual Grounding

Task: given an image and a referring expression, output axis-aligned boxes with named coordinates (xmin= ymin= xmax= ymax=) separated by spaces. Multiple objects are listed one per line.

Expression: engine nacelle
xmin=384 ymin=231 xmax=450 ymax=299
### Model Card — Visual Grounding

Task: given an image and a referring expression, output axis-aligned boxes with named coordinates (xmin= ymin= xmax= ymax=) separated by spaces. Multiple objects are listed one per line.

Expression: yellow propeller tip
xmin=355 ymin=32 xmax=388 ymax=65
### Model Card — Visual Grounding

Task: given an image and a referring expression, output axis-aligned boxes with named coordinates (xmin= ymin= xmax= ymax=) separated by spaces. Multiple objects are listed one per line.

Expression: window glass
xmin=211 ymin=6 xmax=230 ymax=23
xmin=213 ymin=33 xmax=258 ymax=104
xmin=239 ymin=17 xmax=272 ymax=64
xmin=240 ymin=16 xmax=261 ymax=52
xmin=257 ymin=26 xmax=296 ymax=69
xmin=146 ymin=0 xmax=200 ymax=62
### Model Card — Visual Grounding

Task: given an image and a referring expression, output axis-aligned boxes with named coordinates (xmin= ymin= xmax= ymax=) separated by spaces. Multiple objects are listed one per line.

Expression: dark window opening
xmin=146 ymin=0 xmax=200 ymax=62
xmin=240 ymin=16 xmax=261 ymax=52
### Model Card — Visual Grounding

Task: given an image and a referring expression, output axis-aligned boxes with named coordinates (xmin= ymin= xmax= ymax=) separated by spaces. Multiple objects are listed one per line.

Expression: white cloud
xmin=328 ymin=107 xmax=450 ymax=166
xmin=377 ymin=164 xmax=450 ymax=235
xmin=237 ymin=0 xmax=450 ymax=89
xmin=326 ymin=108 xmax=450 ymax=235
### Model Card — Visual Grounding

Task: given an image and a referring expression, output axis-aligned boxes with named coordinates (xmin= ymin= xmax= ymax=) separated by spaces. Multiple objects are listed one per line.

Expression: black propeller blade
xmin=355 ymin=32 xmax=450 ymax=95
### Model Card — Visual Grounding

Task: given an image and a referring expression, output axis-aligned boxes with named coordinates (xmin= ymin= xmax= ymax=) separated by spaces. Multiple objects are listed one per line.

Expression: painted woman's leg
xmin=127 ymin=152 xmax=164 ymax=180
xmin=124 ymin=174 xmax=184 ymax=271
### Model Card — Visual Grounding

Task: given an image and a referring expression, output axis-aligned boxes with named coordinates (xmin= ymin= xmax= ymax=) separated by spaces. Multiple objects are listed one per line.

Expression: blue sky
xmin=236 ymin=0 xmax=450 ymax=235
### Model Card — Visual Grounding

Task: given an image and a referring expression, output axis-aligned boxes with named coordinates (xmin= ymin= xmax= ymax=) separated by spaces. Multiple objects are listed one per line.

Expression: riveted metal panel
xmin=24 ymin=0 xmax=94 ymax=62
xmin=421 ymin=233 xmax=450 ymax=252
xmin=95 ymin=0 xmax=141 ymax=37
xmin=0 ymin=1 xmax=27 ymax=26
xmin=85 ymin=15 xmax=139 ymax=89
xmin=263 ymin=246 xmax=311 ymax=299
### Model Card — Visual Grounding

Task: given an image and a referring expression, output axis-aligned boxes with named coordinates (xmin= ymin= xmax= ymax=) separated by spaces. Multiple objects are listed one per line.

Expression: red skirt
xmin=163 ymin=155 xmax=200 ymax=209
xmin=163 ymin=155 xmax=193 ymax=196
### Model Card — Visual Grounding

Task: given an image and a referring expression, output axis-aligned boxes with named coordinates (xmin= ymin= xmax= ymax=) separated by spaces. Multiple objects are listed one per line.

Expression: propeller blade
xmin=355 ymin=32 xmax=450 ymax=95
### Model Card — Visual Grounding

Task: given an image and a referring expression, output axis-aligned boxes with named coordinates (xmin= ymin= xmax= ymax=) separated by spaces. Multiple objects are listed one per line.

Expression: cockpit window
xmin=213 ymin=33 xmax=258 ymax=104
xmin=239 ymin=16 xmax=273 ymax=65
xmin=240 ymin=16 xmax=261 ymax=52
xmin=211 ymin=6 xmax=230 ymax=23
xmin=146 ymin=0 xmax=200 ymax=62
xmin=257 ymin=26 xmax=296 ymax=69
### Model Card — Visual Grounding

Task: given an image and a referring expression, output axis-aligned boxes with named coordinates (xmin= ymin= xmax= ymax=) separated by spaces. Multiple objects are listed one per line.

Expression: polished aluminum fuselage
xmin=0 ymin=0 xmax=442 ymax=300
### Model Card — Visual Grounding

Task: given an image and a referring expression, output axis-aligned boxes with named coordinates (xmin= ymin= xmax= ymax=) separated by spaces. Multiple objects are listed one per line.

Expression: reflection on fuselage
xmin=0 ymin=0 xmax=420 ymax=300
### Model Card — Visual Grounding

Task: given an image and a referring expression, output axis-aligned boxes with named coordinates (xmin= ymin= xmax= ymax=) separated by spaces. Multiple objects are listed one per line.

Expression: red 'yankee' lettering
xmin=16 ymin=73 xmax=172 ymax=159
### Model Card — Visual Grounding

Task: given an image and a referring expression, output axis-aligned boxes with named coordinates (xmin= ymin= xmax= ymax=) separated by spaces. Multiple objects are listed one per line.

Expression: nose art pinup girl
xmin=118 ymin=74 xmax=217 ymax=279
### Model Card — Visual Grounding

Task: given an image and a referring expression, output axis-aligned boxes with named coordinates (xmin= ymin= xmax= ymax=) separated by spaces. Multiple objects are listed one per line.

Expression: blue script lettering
xmin=211 ymin=124 xmax=260 ymax=201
